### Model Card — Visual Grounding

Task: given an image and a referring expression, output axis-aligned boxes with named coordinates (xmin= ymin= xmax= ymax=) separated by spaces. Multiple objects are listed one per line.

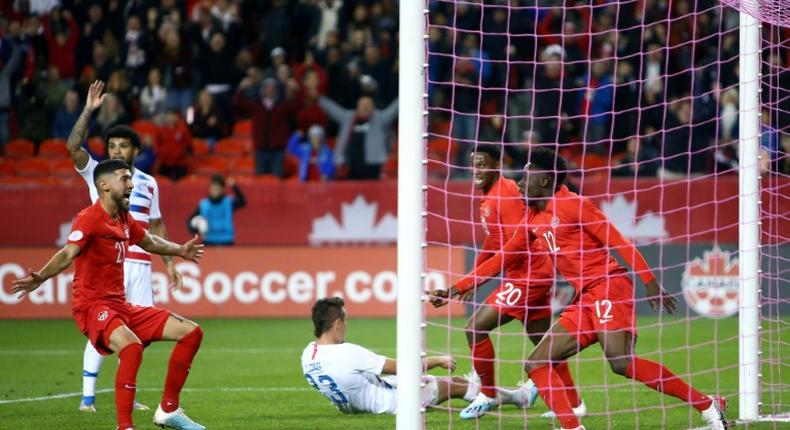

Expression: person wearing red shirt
xmin=12 ymin=159 xmax=207 ymax=430
xmin=157 ymin=109 xmax=192 ymax=181
xmin=433 ymin=145 xmax=582 ymax=420
xmin=441 ymin=148 xmax=729 ymax=430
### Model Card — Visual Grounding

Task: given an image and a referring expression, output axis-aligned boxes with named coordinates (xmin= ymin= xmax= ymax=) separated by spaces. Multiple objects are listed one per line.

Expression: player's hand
xmin=429 ymin=287 xmax=460 ymax=308
xmin=179 ymin=235 xmax=205 ymax=263
xmin=166 ymin=261 xmax=183 ymax=290
xmin=435 ymin=355 xmax=457 ymax=372
xmin=11 ymin=270 xmax=45 ymax=298
xmin=645 ymin=280 xmax=678 ymax=314
xmin=85 ymin=80 xmax=107 ymax=111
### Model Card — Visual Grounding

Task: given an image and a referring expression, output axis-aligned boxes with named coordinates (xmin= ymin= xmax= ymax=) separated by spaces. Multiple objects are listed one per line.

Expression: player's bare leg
xmin=153 ymin=314 xmax=205 ymax=430
xmin=434 ymin=376 xmax=535 ymax=409
xmin=459 ymin=305 xmax=514 ymax=419
xmin=524 ymin=322 xmax=584 ymax=430
xmin=525 ymin=317 xmax=585 ymax=415
xmin=597 ymin=330 xmax=730 ymax=429
xmin=107 ymin=323 xmax=145 ymax=430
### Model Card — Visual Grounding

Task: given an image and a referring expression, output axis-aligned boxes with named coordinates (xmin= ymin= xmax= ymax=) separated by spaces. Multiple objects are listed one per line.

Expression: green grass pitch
xmin=0 ymin=317 xmax=787 ymax=429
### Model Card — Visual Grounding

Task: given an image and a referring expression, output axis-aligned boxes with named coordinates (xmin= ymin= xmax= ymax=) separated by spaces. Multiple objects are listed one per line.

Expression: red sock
xmin=161 ymin=327 xmax=203 ymax=413
xmin=116 ymin=343 xmax=143 ymax=429
xmin=529 ymin=365 xmax=580 ymax=428
xmin=471 ymin=338 xmax=496 ymax=398
xmin=626 ymin=357 xmax=712 ymax=411
xmin=554 ymin=361 xmax=581 ymax=408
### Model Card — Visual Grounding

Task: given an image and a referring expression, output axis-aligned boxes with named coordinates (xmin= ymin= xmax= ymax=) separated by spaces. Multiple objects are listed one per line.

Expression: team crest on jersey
xmin=681 ymin=246 xmax=739 ymax=318
xmin=97 ymin=311 xmax=108 ymax=321
xmin=123 ymin=226 xmax=129 ymax=237
xmin=482 ymin=206 xmax=491 ymax=218
xmin=550 ymin=216 xmax=560 ymax=228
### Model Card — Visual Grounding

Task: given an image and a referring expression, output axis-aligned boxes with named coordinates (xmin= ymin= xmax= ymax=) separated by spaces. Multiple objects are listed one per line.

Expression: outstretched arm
xmin=148 ymin=218 xmax=182 ymax=289
xmin=68 ymin=81 xmax=106 ymax=170
xmin=318 ymin=96 xmax=353 ymax=123
xmin=380 ymin=355 xmax=456 ymax=375
xmin=137 ymin=233 xmax=205 ymax=262
xmin=11 ymin=244 xmax=81 ymax=297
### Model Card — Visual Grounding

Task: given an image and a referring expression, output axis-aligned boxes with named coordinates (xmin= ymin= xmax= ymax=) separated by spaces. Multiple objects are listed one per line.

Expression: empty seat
xmin=38 ymin=138 xmax=70 ymax=158
xmin=15 ymin=158 xmax=50 ymax=177
xmin=5 ymin=139 xmax=35 ymax=159
xmin=232 ymin=119 xmax=252 ymax=138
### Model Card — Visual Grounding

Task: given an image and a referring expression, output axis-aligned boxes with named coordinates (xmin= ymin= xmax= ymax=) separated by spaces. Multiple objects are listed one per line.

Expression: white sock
xmin=82 ymin=341 xmax=105 ymax=398
xmin=497 ymin=387 xmax=522 ymax=406
xmin=463 ymin=378 xmax=480 ymax=402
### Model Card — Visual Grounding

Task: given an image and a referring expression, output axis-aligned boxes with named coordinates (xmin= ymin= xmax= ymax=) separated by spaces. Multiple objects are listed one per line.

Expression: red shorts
xmin=484 ymin=281 xmax=553 ymax=323
xmin=558 ymin=276 xmax=637 ymax=349
xmin=73 ymin=301 xmax=171 ymax=355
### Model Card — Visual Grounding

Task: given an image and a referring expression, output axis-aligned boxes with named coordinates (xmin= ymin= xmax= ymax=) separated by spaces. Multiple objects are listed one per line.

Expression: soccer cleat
xmin=518 ymin=379 xmax=540 ymax=409
xmin=541 ymin=399 xmax=587 ymax=419
xmin=701 ymin=396 xmax=731 ymax=430
xmin=79 ymin=396 xmax=96 ymax=412
xmin=459 ymin=392 xmax=499 ymax=420
xmin=153 ymin=404 xmax=206 ymax=430
xmin=553 ymin=426 xmax=585 ymax=430
xmin=134 ymin=400 xmax=150 ymax=411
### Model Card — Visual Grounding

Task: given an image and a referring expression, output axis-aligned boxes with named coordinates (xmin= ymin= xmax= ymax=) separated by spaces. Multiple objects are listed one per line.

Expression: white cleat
xmin=78 ymin=396 xmax=96 ymax=412
xmin=517 ymin=379 xmax=540 ymax=409
xmin=701 ymin=396 xmax=731 ymax=430
xmin=134 ymin=400 xmax=150 ymax=411
xmin=542 ymin=399 xmax=587 ymax=419
xmin=154 ymin=404 xmax=206 ymax=430
xmin=459 ymin=392 xmax=499 ymax=419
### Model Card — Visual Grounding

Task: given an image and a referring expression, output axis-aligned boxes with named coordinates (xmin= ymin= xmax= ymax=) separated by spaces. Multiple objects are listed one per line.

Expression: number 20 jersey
xmin=301 ymin=341 xmax=395 ymax=414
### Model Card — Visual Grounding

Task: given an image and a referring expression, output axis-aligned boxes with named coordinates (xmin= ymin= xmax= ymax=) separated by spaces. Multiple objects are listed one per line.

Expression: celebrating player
xmin=431 ymin=145 xmax=583 ymax=420
xmin=443 ymin=148 xmax=729 ymax=430
xmin=66 ymin=80 xmax=182 ymax=412
xmin=12 ymin=159 xmax=206 ymax=430
xmin=301 ymin=297 xmax=534 ymax=415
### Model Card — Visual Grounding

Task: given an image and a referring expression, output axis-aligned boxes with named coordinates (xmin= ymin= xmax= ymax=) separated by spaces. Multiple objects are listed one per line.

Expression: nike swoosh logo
xmin=532 ymin=228 xmax=538 ymax=233
xmin=124 ymin=384 xmax=136 ymax=390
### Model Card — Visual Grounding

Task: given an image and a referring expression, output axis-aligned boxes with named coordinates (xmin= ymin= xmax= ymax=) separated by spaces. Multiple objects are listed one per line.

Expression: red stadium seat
xmin=50 ymin=158 xmax=77 ymax=178
xmin=194 ymin=157 xmax=228 ymax=176
xmin=87 ymin=137 xmax=106 ymax=157
xmin=215 ymin=138 xmax=248 ymax=158
xmin=15 ymin=158 xmax=50 ymax=177
xmin=232 ymin=119 xmax=252 ymax=138
xmin=5 ymin=139 xmax=35 ymax=159
xmin=0 ymin=159 xmax=15 ymax=176
xmin=132 ymin=120 xmax=158 ymax=140
xmin=191 ymin=138 xmax=210 ymax=158
xmin=180 ymin=174 xmax=211 ymax=186
xmin=229 ymin=156 xmax=254 ymax=176
xmin=38 ymin=138 xmax=70 ymax=158
xmin=283 ymin=155 xmax=300 ymax=179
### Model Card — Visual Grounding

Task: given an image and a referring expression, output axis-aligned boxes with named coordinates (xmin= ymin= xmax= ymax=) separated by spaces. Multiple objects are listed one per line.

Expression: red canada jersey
xmin=456 ymin=185 xmax=655 ymax=293
xmin=456 ymin=177 xmax=553 ymax=293
xmin=67 ymin=202 xmax=146 ymax=311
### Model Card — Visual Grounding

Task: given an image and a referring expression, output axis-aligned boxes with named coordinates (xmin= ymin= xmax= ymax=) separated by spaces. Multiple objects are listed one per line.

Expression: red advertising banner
xmin=0 ymin=246 xmax=465 ymax=319
xmin=0 ymin=177 xmax=786 ymax=246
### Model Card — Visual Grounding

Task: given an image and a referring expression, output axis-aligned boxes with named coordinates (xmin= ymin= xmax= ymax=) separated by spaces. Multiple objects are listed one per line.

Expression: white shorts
xmin=382 ymin=375 xmax=439 ymax=410
xmin=123 ymin=260 xmax=153 ymax=306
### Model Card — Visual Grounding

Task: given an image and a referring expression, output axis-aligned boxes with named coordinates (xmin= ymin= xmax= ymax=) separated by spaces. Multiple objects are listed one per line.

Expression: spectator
xmin=287 ymin=124 xmax=335 ymax=181
xmin=317 ymin=0 xmax=343 ymax=49
xmin=158 ymin=28 xmax=194 ymax=113
xmin=233 ymin=78 xmax=299 ymax=177
xmin=198 ymin=32 xmax=235 ymax=111
xmin=90 ymin=42 xmax=116 ymax=83
xmin=42 ymin=8 xmax=79 ymax=80
xmin=156 ymin=109 xmax=192 ymax=181
xmin=320 ymin=94 xmax=398 ymax=180
xmin=260 ymin=1 xmax=291 ymax=63
xmin=120 ymin=15 xmax=150 ymax=87
xmin=0 ymin=39 xmax=21 ymax=147
xmin=91 ymin=93 xmax=129 ymax=137
xmin=134 ymin=133 xmax=157 ymax=174
xmin=140 ymin=68 xmax=167 ymax=122
xmin=583 ymin=59 xmax=615 ymax=151
xmin=189 ymin=88 xmax=227 ymax=147
xmin=52 ymin=89 xmax=82 ymax=139
xmin=612 ymin=137 xmax=660 ymax=177
xmin=42 ymin=65 xmax=70 ymax=114
xmin=187 ymin=175 xmax=246 ymax=246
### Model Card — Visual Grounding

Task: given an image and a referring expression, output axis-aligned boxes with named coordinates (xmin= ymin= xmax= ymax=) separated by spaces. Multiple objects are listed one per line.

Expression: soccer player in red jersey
xmin=12 ymin=159 xmax=207 ymax=430
xmin=432 ymin=145 xmax=582 ymax=419
xmin=446 ymin=148 xmax=729 ymax=430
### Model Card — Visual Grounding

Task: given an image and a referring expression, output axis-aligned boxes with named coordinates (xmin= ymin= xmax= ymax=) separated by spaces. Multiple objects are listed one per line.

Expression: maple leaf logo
xmin=309 ymin=195 xmax=397 ymax=245
xmin=600 ymin=195 xmax=668 ymax=244
xmin=682 ymin=246 xmax=740 ymax=318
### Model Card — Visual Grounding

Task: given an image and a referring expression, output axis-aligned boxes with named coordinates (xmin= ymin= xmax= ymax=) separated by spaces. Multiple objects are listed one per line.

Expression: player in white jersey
xmin=301 ymin=298 xmax=535 ymax=414
xmin=66 ymin=81 xmax=183 ymax=412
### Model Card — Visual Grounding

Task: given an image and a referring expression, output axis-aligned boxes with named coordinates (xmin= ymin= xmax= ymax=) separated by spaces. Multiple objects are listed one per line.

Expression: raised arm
xmin=137 ymin=232 xmax=205 ymax=262
xmin=11 ymin=244 xmax=81 ymax=297
xmin=68 ymin=81 xmax=106 ymax=170
xmin=377 ymin=98 xmax=399 ymax=125
xmin=318 ymin=96 xmax=353 ymax=123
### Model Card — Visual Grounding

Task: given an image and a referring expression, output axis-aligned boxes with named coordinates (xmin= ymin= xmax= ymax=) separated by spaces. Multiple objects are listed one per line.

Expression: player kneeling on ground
xmin=301 ymin=297 xmax=535 ymax=414
xmin=12 ymin=159 xmax=207 ymax=430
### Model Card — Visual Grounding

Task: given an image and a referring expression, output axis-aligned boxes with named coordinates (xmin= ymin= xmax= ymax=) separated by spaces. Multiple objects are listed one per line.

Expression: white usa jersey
xmin=77 ymin=156 xmax=161 ymax=264
xmin=301 ymin=342 xmax=396 ymax=414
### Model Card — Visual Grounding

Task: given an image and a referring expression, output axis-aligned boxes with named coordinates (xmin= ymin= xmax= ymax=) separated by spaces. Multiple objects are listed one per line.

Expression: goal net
xmin=406 ymin=0 xmax=790 ymax=428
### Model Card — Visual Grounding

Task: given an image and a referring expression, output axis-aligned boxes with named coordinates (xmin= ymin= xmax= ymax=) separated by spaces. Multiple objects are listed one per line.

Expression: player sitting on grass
xmin=438 ymin=148 xmax=730 ymax=430
xmin=301 ymin=297 xmax=535 ymax=414
xmin=12 ymin=159 xmax=206 ymax=430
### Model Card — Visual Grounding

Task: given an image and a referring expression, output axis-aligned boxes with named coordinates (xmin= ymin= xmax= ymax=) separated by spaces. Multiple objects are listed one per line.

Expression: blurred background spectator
xmin=287 ymin=124 xmax=335 ymax=181
xmin=187 ymin=174 xmax=246 ymax=246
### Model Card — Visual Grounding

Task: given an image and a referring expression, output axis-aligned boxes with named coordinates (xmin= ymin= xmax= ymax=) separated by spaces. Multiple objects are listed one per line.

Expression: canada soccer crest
xmin=681 ymin=247 xmax=740 ymax=318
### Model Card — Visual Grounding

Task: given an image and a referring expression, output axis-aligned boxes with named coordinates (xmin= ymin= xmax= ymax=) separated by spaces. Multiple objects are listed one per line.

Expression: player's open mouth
xmin=474 ymin=175 xmax=485 ymax=186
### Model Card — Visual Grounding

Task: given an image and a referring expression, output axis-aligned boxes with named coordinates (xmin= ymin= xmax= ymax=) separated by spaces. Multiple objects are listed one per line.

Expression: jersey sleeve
xmin=67 ymin=211 xmax=95 ymax=249
xmin=128 ymin=215 xmax=147 ymax=246
xmin=346 ymin=344 xmax=387 ymax=375
xmin=75 ymin=156 xmax=99 ymax=203
xmin=454 ymin=218 xmax=530 ymax=294
xmin=149 ymin=177 xmax=162 ymax=219
xmin=580 ymin=197 xmax=656 ymax=285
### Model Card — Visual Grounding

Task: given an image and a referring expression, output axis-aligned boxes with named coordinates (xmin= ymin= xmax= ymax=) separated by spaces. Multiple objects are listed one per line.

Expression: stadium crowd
xmin=0 ymin=0 xmax=787 ymax=182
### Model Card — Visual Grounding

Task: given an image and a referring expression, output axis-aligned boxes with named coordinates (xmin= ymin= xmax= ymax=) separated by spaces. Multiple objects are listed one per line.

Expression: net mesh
xmin=421 ymin=0 xmax=788 ymax=428
xmin=719 ymin=0 xmax=790 ymax=28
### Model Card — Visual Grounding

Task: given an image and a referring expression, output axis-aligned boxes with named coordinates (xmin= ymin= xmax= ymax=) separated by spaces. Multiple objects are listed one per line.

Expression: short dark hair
xmin=104 ymin=125 xmax=141 ymax=149
xmin=471 ymin=144 xmax=501 ymax=163
xmin=312 ymin=297 xmax=345 ymax=338
xmin=210 ymin=174 xmax=225 ymax=187
xmin=93 ymin=159 xmax=131 ymax=187
xmin=527 ymin=147 xmax=567 ymax=188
